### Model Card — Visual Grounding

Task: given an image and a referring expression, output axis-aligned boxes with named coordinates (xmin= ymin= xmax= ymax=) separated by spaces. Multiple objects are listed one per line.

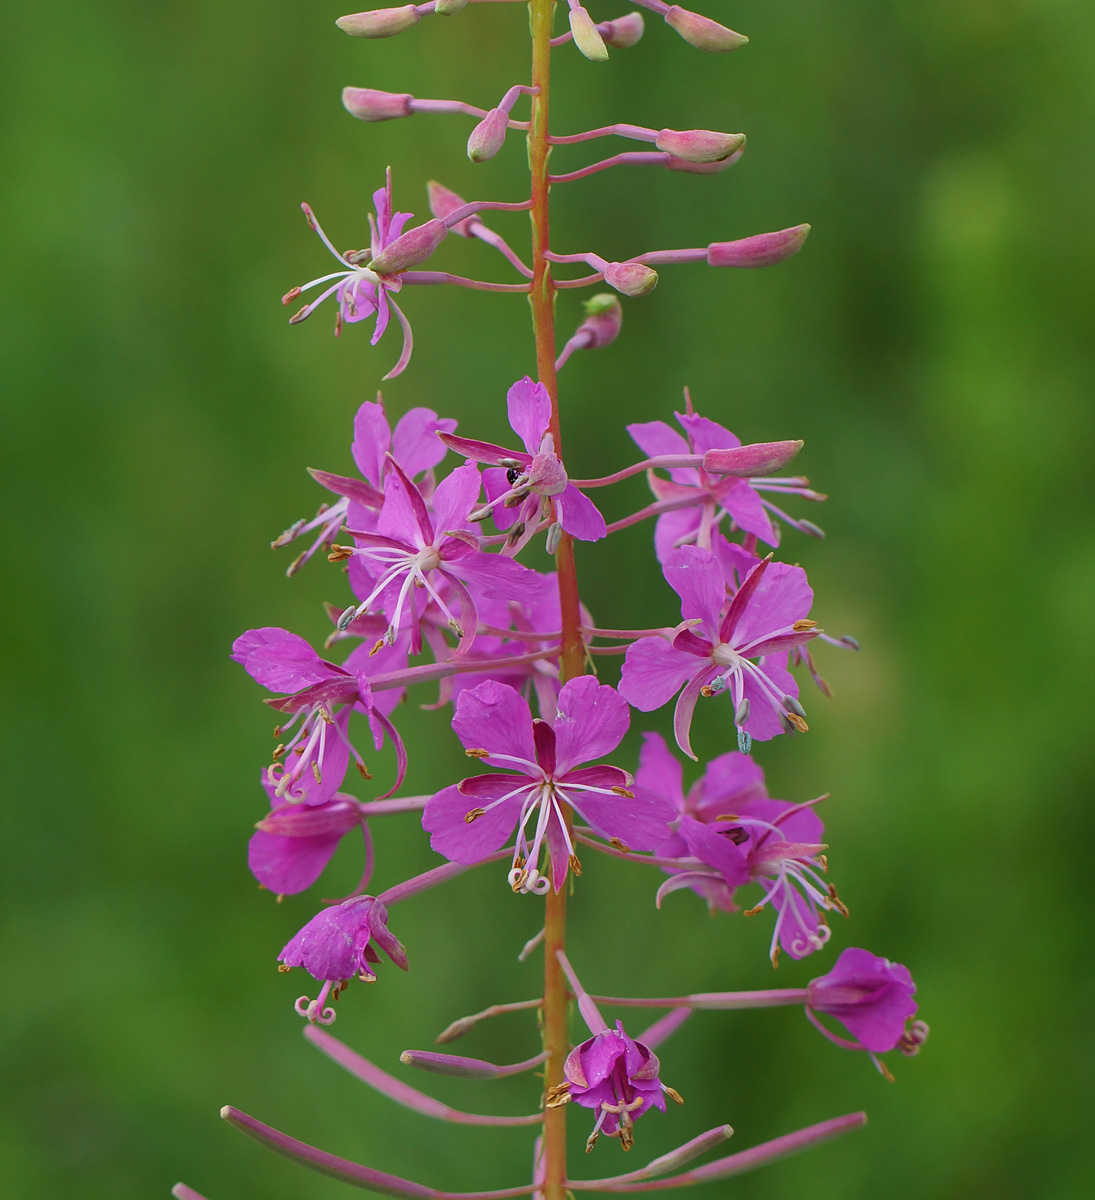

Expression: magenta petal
xmin=248 ymin=827 xmax=344 ymax=895
xmin=458 ymin=772 xmax=530 ymax=800
xmin=678 ymin=815 xmax=751 ymax=887
xmin=422 ymin=783 xmax=525 ymax=863
xmin=741 ymin=797 xmax=823 ymax=845
xmin=653 ymin=507 xmax=702 ymax=565
xmin=739 ymin=666 xmax=793 ymax=742
xmin=619 ymin=638 xmax=698 ymax=712
xmin=731 ymin=562 xmax=814 ymax=650
xmin=693 ymin=751 xmax=767 ymax=820
xmin=482 ymin=468 xmax=521 ymax=530
xmin=452 ymin=681 xmax=538 ymax=765
xmin=663 ymin=545 xmax=726 ymax=639
xmin=431 ymin=462 xmax=481 ymax=535
xmin=554 ymin=677 xmax=629 ymax=772
xmin=441 ymin=434 xmax=524 ymax=467
xmin=572 ymin=786 xmax=676 ymax=853
xmin=506 ymin=376 xmax=552 ymax=456
xmin=635 ymin=732 xmax=686 ymax=813
xmin=673 ymin=669 xmax=716 ymax=760
xmin=352 ymin=400 xmax=392 ymax=488
xmin=807 ymin=948 xmax=917 ymax=1052
xmin=675 ymin=411 xmax=740 ymax=455
xmin=392 ymin=407 xmax=457 ymax=478
xmin=563 ymin=765 xmax=632 ymax=791
xmin=558 ymin=484 xmax=606 ymax=541
xmin=232 ymin=627 xmax=331 ymax=692
xmin=376 ymin=465 xmax=431 ymax=547
xmin=626 ymin=419 xmax=695 ymax=485
xmin=718 ymin=478 xmax=779 ymax=546
xmin=452 ymin=549 xmax=546 ymax=603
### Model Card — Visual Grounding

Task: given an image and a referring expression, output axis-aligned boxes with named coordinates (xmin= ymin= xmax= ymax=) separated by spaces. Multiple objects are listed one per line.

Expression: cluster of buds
xmin=176 ymin=5 xmax=925 ymax=1200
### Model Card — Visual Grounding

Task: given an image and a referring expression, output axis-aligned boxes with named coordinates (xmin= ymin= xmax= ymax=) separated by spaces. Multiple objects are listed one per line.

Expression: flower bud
xmin=602 ymin=12 xmax=644 ymax=47
xmin=707 ymin=224 xmax=810 ymax=269
xmin=368 ymin=219 xmax=448 ymax=274
xmin=427 ymin=180 xmax=477 ymax=236
xmin=435 ymin=0 xmax=469 ymax=12
xmin=663 ymin=6 xmax=748 ymax=52
xmin=578 ymin=293 xmax=622 ymax=347
xmin=602 ymin=262 xmax=658 ymax=297
xmin=665 ymin=145 xmax=745 ymax=175
xmin=703 ymin=439 xmax=804 ymax=477
xmin=569 ymin=7 xmax=609 ymax=62
xmin=467 ymin=108 xmax=509 ymax=163
xmin=341 ymin=87 xmax=414 ymax=122
xmin=336 ymin=7 xmax=420 ymax=39
xmin=655 ymin=128 xmax=746 ymax=164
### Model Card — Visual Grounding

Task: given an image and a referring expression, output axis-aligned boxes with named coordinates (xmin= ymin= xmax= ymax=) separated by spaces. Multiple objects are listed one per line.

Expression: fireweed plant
xmin=176 ymin=4 xmax=928 ymax=1199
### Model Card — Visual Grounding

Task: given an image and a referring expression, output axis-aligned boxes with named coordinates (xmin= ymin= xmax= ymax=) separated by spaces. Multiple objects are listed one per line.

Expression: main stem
xmin=528 ymin=3 xmax=582 ymax=1196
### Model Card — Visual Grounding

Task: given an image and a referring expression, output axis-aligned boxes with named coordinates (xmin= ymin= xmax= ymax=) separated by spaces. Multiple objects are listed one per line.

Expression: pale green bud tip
xmin=342 ymin=87 xmax=414 ymax=122
xmin=434 ymin=0 xmax=469 ymax=12
xmin=583 ymin=293 xmax=620 ymax=316
xmin=664 ymin=6 xmax=748 ymax=52
xmin=336 ymin=6 xmax=421 ymax=39
xmin=569 ymin=7 xmax=610 ymax=62
xmin=603 ymin=262 xmax=658 ymax=297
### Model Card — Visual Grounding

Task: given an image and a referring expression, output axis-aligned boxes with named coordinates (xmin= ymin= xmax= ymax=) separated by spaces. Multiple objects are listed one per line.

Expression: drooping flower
xmin=278 ymin=895 xmax=407 ymax=1023
xmin=627 ymin=404 xmax=824 ymax=561
xmin=618 ymin=546 xmax=819 ymax=756
xmin=333 ymin=459 xmax=546 ymax=656
xmin=550 ymin=1021 xmax=675 ymax=1151
xmin=806 ymin=948 xmax=923 ymax=1053
xmin=422 ymin=677 xmax=676 ymax=892
xmin=281 ymin=169 xmax=417 ymax=378
xmin=274 ymin=397 xmax=457 ymax=575
xmin=439 ymin=376 xmax=607 ymax=554
xmin=231 ymin=625 xmax=409 ymax=802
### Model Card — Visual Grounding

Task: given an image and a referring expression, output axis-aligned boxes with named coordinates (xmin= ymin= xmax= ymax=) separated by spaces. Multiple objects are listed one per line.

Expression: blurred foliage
xmin=2 ymin=1 xmax=1093 ymax=1198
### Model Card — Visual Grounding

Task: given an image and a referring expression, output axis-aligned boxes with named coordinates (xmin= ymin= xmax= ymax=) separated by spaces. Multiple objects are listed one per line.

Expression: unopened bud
xmin=602 ymin=261 xmax=658 ymax=297
xmin=602 ymin=12 xmax=644 ymax=46
xmin=702 ymin=439 xmax=804 ymax=477
xmin=570 ymin=6 xmax=609 ymax=61
xmin=336 ymin=6 xmax=420 ymax=38
xmin=655 ymin=128 xmax=745 ymax=164
xmin=707 ymin=224 xmax=810 ymax=269
xmin=574 ymin=293 xmax=623 ymax=348
xmin=368 ymin=219 xmax=448 ymax=274
xmin=664 ymin=6 xmax=748 ymax=52
xmin=665 ymin=146 xmax=744 ymax=175
xmin=435 ymin=0 xmax=469 ymax=12
xmin=341 ymin=87 xmax=414 ymax=122
xmin=427 ymin=180 xmax=477 ymax=237
xmin=467 ymin=107 xmax=509 ymax=163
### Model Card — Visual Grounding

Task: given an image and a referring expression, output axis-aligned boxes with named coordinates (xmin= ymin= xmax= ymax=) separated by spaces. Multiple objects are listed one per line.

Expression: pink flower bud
xmin=603 ymin=262 xmax=659 ymax=297
xmin=427 ymin=180 xmax=476 ymax=237
xmin=655 ymin=128 xmax=746 ymax=164
xmin=706 ymin=224 xmax=810 ymax=268
xmin=467 ymin=108 xmax=509 ymax=163
xmin=368 ymin=219 xmax=448 ymax=274
xmin=341 ymin=87 xmax=414 ymax=122
xmin=434 ymin=0 xmax=468 ymax=12
xmin=665 ymin=147 xmax=744 ymax=175
xmin=569 ymin=7 xmax=609 ymax=61
xmin=663 ymin=6 xmax=749 ymax=52
xmin=577 ymin=293 xmax=622 ymax=347
xmin=602 ymin=12 xmax=645 ymax=47
xmin=335 ymin=7 xmax=420 ymax=39
xmin=702 ymin=439 xmax=804 ymax=477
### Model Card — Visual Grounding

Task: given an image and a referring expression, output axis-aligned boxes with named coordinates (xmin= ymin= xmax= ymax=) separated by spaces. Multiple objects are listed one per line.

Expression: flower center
xmin=711 ymin=641 xmax=741 ymax=669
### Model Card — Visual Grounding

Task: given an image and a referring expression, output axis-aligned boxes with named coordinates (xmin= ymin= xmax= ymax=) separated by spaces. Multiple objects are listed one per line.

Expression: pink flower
xmin=278 ymin=895 xmax=407 ymax=1023
xmin=618 ymin=546 xmax=818 ymax=757
xmin=282 ymin=170 xmax=417 ymax=378
xmin=440 ymin=377 xmax=606 ymax=554
xmin=422 ymin=677 xmax=675 ymax=892
xmin=806 ymin=948 xmax=922 ymax=1054
xmin=628 ymin=406 xmax=824 ymax=561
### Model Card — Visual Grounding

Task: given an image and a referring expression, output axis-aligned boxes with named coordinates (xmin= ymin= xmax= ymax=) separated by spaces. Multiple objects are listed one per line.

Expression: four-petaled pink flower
xmin=619 ymin=546 xmax=819 ymax=757
xmin=807 ymin=948 xmax=927 ymax=1073
xmin=423 ymin=677 xmax=676 ymax=893
xmin=335 ymin=459 xmax=545 ymax=656
xmin=278 ymin=895 xmax=407 ymax=1024
xmin=282 ymin=169 xmax=417 ymax=378
xmin=628 ymin=405 xmax=824 ymax=562
xmin=551 ymin=1021 xmax=677 ymax=1152
xmin=439 ymin=376 xmax=607 ymax=554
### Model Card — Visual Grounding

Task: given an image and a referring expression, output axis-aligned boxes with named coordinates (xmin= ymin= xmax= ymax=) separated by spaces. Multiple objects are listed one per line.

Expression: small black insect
xmin=506 ymin=467 xmax=522 ymax=485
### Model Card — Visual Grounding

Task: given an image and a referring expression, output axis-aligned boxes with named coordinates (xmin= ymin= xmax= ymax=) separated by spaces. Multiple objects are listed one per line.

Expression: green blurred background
xmin=2 ymin=1 xmax=1093 ymax=1197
